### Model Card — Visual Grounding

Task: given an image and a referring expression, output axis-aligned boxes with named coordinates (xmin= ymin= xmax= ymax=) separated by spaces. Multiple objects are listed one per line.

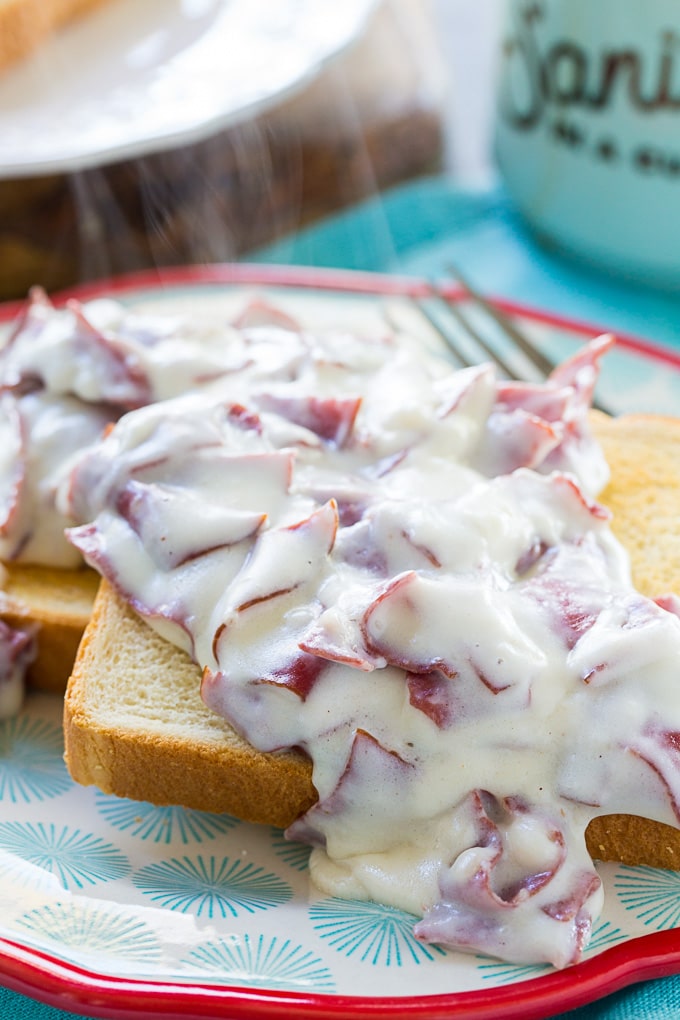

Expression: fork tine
xmin=444 ymin=262 xmax=556 ymax=378
xmin=384 ymin=283 xmax=612 ymax=416
xmin=382 ymin=298 xmax=474 ymax=370
xmin=442 ymin=263 xmax=612 ymax=415
xmin=417 ymin=293 xmax=521 ymax=379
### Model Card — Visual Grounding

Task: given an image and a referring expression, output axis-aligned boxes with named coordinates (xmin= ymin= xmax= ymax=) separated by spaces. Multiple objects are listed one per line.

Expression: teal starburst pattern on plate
xmin=270 ymin=828 xmax=311 ymax=872
xmin=0 ymin=821 xmax=130 ymax=888
xmin=309 ymin=898 xmax=448 ymax=966
xmin=133 ymin=855 xmax=292 ymax=918
xmin=615 ymin=865 xmax=680 ymax=929
xmin=0 ymin=715 xmax=70 ymax=803
xmin=583 ymin=919 xmax=628 ymax=955
xmin=475 ymin=958 xmax=550 ymax=984
xmin=475 ymin=920 xmax=627 ymax=985
xmin=17 ymin=901 xmax=161 ymax=964
xmin=183 ymin=933 xmax=335 ymax=990
xmin=94 ymin=791 xmax=240 ymax=843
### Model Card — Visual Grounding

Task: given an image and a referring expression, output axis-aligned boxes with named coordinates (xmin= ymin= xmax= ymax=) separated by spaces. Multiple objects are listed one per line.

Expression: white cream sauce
xmin=3 ymin=291 xmax=680 ymax=967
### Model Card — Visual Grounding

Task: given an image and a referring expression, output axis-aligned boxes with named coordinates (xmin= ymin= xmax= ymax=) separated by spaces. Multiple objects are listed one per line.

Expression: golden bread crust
xmin=63 ymin=580 xmax=316 ymax=827
xmin=586 ymin=814 xmax=680 ymax=871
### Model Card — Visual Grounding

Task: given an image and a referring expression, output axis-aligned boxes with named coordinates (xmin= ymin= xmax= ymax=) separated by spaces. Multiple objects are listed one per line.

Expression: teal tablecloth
xmin=4 ymin=174 xmax=680 ymax=1020
xmin=255 ymin=175 xmax=680 ymax=352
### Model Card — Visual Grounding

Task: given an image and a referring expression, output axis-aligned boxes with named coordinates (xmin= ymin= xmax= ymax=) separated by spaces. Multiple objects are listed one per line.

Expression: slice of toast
xmin=63 ymin=577 xmax=316 ymax=827
xmin=588 ymin=410 xmax=680 ymax=600
xmin=63 ymin=413 xmax=680 ymax=867
xmin=1 ymin=563 xmax=98 ymax=693
xmin=582 ymin=412 xmax=680 ymax=869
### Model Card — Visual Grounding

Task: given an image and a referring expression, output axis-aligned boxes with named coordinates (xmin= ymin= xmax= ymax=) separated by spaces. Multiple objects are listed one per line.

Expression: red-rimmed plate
xmin=1 ymin=265 xmax=680 ymax=1020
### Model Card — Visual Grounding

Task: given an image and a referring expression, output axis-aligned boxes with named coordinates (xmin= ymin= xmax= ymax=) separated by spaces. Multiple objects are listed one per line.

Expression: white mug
xmin=495 ymin=0 xmax=680 ymax=288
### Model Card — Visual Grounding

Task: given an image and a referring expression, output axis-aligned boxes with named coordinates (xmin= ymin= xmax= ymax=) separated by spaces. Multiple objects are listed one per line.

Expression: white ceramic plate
xmin=0 ymin=0 xmax=377 ymax=177
xmin=1 ymin=266 xmax=680 ymax=1020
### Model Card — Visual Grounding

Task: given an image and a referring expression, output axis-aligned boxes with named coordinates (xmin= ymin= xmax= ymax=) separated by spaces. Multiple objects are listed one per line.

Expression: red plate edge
xmin=2 ymin=929 xmax=680 ymax=1020
xmin=1 ymin=261 xmax=680 ymax=372
xmin=1 ymin=262 xmax=680 ymax=1020
xmin=0 ymin=264 xmax=435 ymax=322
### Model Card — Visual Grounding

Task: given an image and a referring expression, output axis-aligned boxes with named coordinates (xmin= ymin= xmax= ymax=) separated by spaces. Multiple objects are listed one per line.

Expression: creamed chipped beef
xmin=2 ymin=290 xmax=680 ymax=967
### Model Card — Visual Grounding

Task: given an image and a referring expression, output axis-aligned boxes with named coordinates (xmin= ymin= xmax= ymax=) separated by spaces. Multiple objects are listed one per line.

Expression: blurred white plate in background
xmin=0 ymin=0 xmax=377 ymax=177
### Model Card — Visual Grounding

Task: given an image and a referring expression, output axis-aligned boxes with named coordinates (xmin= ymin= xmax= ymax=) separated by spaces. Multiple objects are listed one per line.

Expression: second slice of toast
xmin=1 ymin=563 xmax=98 ymax=693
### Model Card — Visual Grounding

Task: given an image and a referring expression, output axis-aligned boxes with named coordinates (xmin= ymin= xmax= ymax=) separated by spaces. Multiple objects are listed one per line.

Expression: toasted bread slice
xmin=583 ymin=412 xmax=680 ymax=869
xmin=1 ymin=563 xmax=98 ymax=693
xmin=588 ymin=411 xmax=680 ymax=600
xmin=63 ymin=578 xmax=317 ymax=827
xmin=64 ymin=413 xmax=680 ymax=868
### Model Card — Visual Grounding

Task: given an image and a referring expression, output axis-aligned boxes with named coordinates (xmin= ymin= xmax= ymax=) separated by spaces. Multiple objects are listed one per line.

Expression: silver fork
xmin=411 ymin=264 xmax=611 ymax=414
